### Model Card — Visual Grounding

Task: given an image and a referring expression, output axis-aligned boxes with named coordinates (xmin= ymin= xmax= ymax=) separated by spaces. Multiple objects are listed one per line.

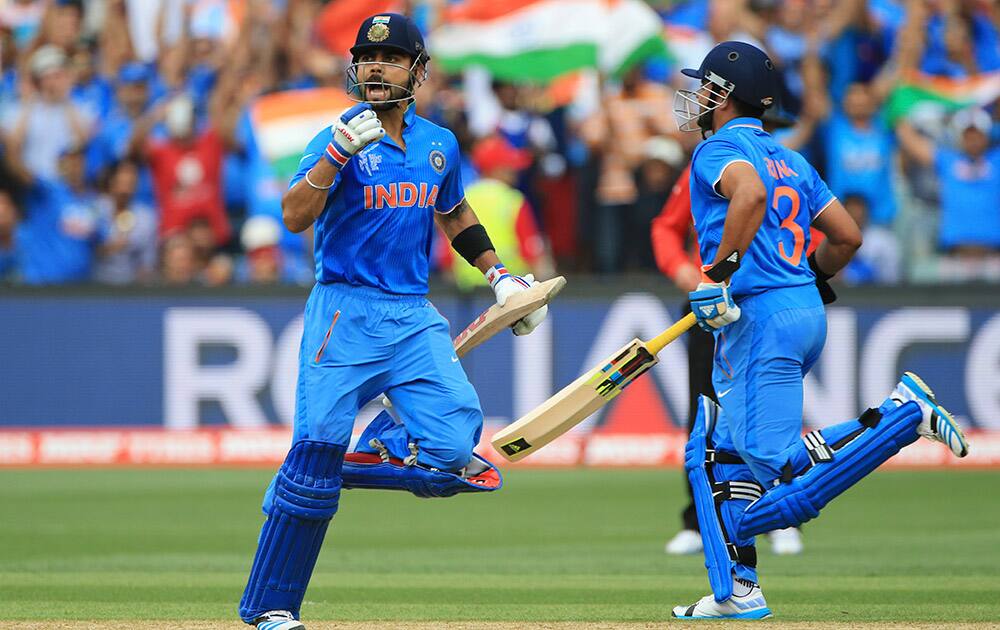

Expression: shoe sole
xmin=901 ymin=372 xmax=969 ymax=458
xmin=671 ymin=607 xmax=773 ymax=620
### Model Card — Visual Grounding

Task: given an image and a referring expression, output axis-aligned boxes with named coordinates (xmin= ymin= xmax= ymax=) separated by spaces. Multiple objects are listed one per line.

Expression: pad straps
xmin=704 ymin=447 xmax=763 ymax=569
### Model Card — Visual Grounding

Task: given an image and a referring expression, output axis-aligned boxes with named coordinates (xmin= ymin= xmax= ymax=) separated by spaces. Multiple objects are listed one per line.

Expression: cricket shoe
xmin=892 ymin=372 xmax=969 ymax=458
xmin=672 ymin=578 xmax=772 ymax=619
xmin=665 ymin=529 xmax=703 ymax=555
xmin=252 ymin=610 xmax=304 ymax=630
xmin=767 ymin=527 xmax=802 ymax=555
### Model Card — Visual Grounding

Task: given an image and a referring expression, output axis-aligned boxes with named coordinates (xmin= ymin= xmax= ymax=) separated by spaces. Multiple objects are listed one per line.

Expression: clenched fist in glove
xmin=485 ymin=264 xmax=548 ymax=336
xmin=324 ymin=103 xmax=385 ymax=168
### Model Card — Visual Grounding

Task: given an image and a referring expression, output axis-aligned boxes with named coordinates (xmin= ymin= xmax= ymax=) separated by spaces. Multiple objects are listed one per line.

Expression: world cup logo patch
xmin=367 ymin=23 xmax=390 ymax=42
xmin=429 ymin=150 xmax=446 ymax=173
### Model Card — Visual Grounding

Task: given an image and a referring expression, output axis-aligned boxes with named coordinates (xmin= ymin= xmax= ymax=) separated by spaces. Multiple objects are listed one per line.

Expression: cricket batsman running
xmin=238 ymin=14 xmax=547 ymax=629
xmin=670 ymin=41 xmax=969 ymax=619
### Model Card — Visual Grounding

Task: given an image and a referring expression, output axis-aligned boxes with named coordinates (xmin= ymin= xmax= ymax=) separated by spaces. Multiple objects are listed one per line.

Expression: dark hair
xmin=732 ymin=98 xmax=765 ymax=119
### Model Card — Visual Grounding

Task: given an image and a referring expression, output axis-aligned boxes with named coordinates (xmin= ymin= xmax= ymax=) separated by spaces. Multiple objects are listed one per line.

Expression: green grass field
xmin=3 ymin=468 xmax=999 ymax=627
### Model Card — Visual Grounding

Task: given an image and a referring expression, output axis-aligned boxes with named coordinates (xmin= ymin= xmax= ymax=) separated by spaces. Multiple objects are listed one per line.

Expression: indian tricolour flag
xmin=885 ymin=70 xmax=1000 ymax=124
xmin=251 ymin=88 xmax=353 ymax=182
xmin=431 ymin=0 xmax=669 ymax=81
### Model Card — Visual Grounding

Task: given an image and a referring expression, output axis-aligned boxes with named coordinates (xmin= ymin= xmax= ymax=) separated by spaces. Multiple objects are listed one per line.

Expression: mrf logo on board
xmin=363 ymin=182 xmax=440 ymax=210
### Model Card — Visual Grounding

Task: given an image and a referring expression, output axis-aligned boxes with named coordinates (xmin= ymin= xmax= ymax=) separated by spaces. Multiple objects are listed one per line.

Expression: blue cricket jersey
xmin=690 ymin=117 xmax=836 ymax=298
xmin=290 ymin=104 xmax=465 ymax=295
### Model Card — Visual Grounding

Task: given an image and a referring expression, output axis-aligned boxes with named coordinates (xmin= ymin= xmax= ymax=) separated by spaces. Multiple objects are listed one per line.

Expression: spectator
xmin=5 ymin=143 xmax=108 ymax=284
xmin=159 ymin=230 xmax=200 ymax=285
xmin=93 ymin=159 xmax=158 ymax=284
xmin=921 ymin=0 xmax=1000 ymax=77
xmin=1 ymin=45 xmax=92 ymax=180
xmin=840 ymin=193 xmax=902 ymax=284
xmin=633 ymin=136 xmax=685 ymax=271
xmin=0 ymin=188 xmax=18 ymax=280
xmin=130 ymin=92 xmax=232 ymax=247
xmin=579 ymin=65 xmax=675 ymax=273
xmin=439 ymin=135 xmax=554 ymax=291
xmin=824 ymin=82 xmax=897 ymax=226
xmin=237 ymin=215 xmax=289 ymax=285
xmin=87 ymin=62 xmax=156 ymax=204
xmin=897 ymin=107 xmax=1000 ymax=258
xmin=0 ymin=0 xmax=45 ymax=49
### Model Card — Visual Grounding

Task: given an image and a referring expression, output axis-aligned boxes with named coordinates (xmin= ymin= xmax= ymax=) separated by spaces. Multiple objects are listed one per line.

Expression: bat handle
xmin=646 ymin=312 xmax=698 ymax=355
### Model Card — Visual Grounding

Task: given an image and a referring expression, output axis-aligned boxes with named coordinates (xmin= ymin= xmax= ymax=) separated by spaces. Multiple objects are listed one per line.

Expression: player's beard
xmin=365 ymin=78 xmax=410 ymax=111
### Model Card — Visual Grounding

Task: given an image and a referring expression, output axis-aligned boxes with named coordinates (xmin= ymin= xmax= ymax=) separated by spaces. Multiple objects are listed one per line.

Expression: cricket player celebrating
xmin=238 ymin=14 xmax=546 ymax=629
xmin=670 ymin=41 xmax=969 ymax=619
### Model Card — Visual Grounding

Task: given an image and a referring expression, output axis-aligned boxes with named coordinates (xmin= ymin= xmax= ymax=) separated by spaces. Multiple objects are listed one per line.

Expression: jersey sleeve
xmin=288 ymin=127 xmax=341 ymax=191
xmin=691 ymin=138 xmax=751 ymax=198
xmin=434 ymin=131 xmax=466 ymax=214
xmin=806 ymin=162 xmax=837 ymax=222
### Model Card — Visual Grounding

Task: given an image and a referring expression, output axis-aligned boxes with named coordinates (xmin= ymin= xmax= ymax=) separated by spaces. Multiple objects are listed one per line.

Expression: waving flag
xmin=431 ymin=0 xmax=669 ymax=81
xmin=250 ymin=88 xmax=353 ymax=182
xmin=885 ymin=70 xmax=1000 ymax=124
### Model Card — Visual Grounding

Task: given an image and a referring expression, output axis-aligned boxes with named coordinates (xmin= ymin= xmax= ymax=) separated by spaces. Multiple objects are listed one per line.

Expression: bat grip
xmin=647 ymin=312 xmax=697 ymax=355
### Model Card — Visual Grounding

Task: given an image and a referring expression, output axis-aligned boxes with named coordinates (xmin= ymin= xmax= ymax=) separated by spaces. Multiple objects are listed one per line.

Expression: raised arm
xmin=895 ymin=120 xmax=936 ymax=167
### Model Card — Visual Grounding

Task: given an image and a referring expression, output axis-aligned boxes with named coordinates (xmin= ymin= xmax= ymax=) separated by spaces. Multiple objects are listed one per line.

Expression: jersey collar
xmin=720 ymin=116 xmax=764 ymax=133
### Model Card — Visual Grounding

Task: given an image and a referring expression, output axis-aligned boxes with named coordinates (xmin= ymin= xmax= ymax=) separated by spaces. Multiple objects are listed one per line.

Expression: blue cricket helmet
xmin=681 ymin=41 xmax=779 ymax=111
xmin=349 ymin=13 xmax=430 ymax=65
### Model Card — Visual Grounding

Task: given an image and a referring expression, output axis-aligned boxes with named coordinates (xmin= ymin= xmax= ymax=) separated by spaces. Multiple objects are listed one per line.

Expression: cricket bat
xmin=453 ymin=276 xmax=566 ymax=358
xmin=491 ymin=254 xmax=739 ymax=462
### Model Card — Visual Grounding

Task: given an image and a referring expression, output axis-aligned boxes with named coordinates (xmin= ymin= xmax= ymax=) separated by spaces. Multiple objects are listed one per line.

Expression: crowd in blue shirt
xmin=0 ymin=0 xmax=998 ymax=287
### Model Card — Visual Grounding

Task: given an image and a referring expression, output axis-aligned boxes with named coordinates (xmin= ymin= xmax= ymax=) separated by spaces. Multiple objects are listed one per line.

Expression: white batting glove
xmin=324 ymin=103 xmax=385 ymax=168
xmin=485 ymin=264 xmax=548 ymax=336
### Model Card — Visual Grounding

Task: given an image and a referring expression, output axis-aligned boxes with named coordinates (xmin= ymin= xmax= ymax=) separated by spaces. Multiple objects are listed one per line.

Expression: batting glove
xmin=485 ymin=264 xmax=548 ymax=336
xmin=689 ymin=273 xmax=741 ymax=332
xmin=324 ymin=103 xmax=385 ymax=168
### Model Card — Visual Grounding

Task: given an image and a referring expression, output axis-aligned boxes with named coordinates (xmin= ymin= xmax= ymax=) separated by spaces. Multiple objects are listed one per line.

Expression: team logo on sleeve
xmin=429 ymin=150 xmax=446 ymax=173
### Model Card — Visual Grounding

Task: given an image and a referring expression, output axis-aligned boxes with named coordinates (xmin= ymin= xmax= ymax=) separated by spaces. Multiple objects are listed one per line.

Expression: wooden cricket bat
xmin=491 ymin=253 xmax=740 ymax=462
xmin=453 ymin=276 xmax=566 ymax=358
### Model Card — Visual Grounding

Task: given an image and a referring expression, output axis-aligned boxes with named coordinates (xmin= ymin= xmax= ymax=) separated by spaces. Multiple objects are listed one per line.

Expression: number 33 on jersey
xmin=689 ymin=117 xmax=836 ymax=299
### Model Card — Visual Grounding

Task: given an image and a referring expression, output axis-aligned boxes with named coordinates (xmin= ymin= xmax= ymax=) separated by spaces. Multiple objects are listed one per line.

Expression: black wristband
xmin=808 ymin=252 xmax=834 ymax=282
xmin=451 ymin=224 xmax=495 ymax=266
xmin=808 ymin=252 xmax=837 ymax=304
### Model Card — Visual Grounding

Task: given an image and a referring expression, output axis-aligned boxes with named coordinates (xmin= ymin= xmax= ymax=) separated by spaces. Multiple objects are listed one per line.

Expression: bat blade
xmin=491 ymin=338 xmax=658 ymax=462
xmin=453 ymin=276 xmax=566 ymax=358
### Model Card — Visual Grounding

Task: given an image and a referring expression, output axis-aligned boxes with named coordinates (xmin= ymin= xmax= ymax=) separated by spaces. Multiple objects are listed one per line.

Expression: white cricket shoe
xmin=665 ymin=529 xmax=703 ymax=555
xmin=893 ymin=372 xmax=969 ymax=458
xmin=672 ymin=578 xmax=772 ymax=619
xmin=768 ymin=527 xmax=803 ymax=555
xmin=252 ymin=610 xmax=304 ymax=630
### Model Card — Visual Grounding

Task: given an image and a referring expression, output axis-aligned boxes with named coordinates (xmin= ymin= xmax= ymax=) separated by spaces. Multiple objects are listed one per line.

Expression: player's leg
xmin=737 ymin=370 xmax=969 ymax=538
xmin=675 ymin=289 xmax=823 ymax=617
xmin=675 ymin=396 xmax=771 ymax=619
xmin=240 ymin=285 xmax=391 ymax=626
xmin=342 ymin=297 xmax=501 ymax=498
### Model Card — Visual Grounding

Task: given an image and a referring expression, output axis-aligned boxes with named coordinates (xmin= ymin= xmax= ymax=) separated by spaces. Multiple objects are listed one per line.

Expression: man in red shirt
xmin=129 ymin=93 xmax=231 ymax=246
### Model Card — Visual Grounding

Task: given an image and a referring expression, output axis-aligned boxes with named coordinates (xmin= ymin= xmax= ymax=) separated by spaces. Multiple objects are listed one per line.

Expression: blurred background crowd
xmin=0 ymin=0 xmax=998 ymax=288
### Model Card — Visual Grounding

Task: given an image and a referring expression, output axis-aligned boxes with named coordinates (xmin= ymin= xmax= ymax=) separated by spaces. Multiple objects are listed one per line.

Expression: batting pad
xmin=737 ymin=401 xmax=922 ymax=539
xmin=239 ymin=440 xmax=346 ymax=623
xmin=686 ymin=396 xmax=761 ymax=603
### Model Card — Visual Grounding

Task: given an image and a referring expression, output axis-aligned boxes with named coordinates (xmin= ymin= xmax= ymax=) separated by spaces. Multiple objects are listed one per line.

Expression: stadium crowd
xmin=0 ymin=0 xmax=998 ymax=286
